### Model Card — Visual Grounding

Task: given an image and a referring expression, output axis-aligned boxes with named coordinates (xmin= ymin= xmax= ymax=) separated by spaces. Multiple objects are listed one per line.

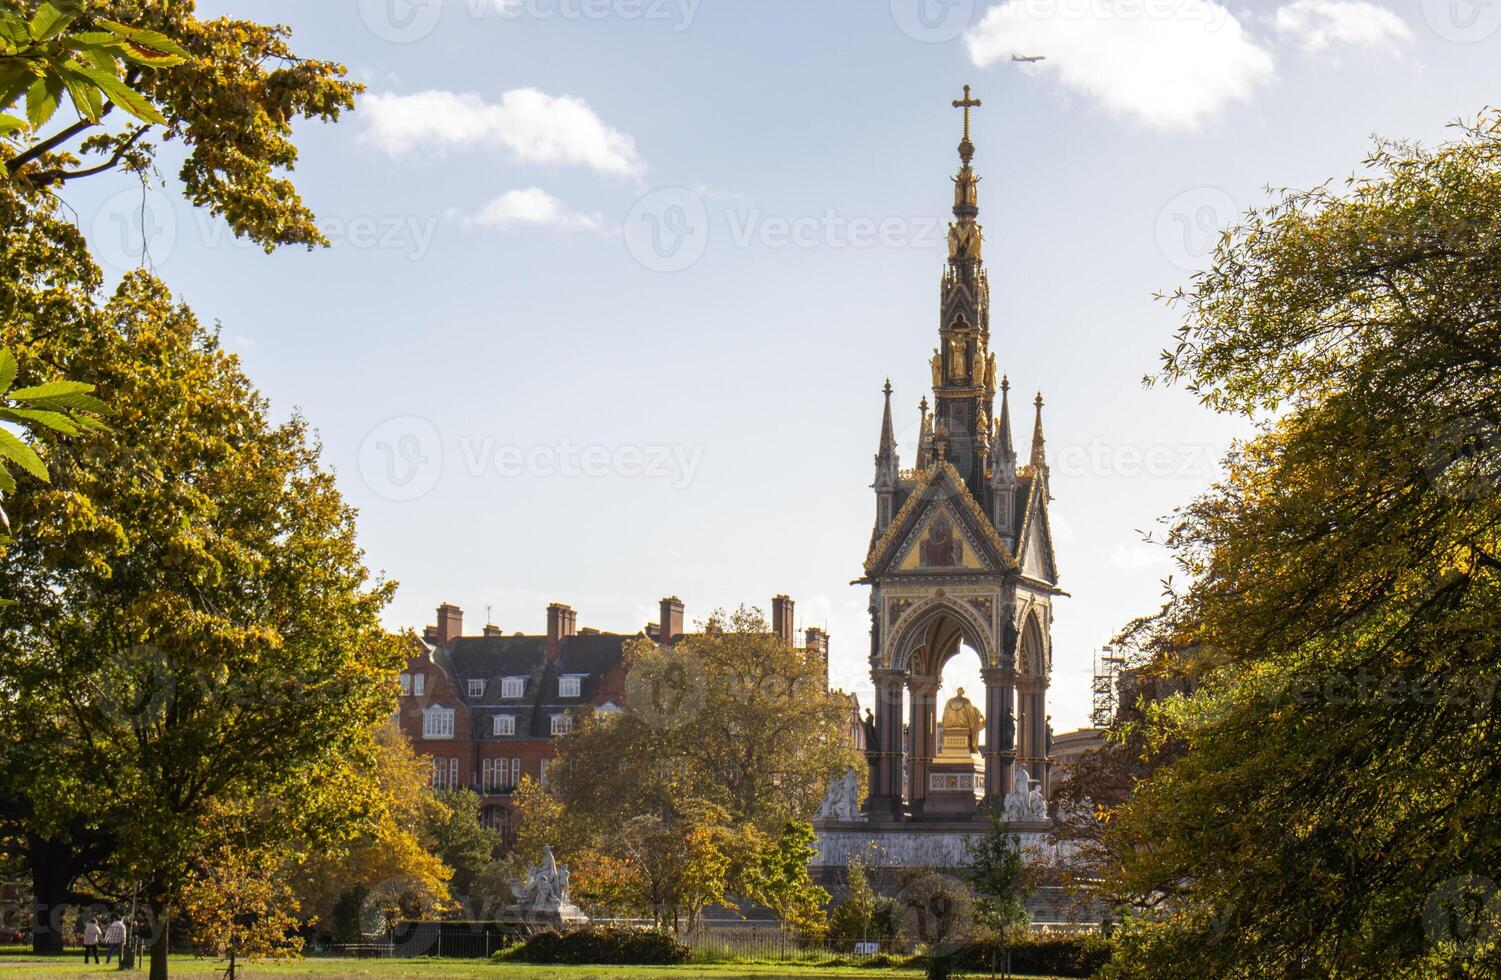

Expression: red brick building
xmin=396 ymin=595 xmax=828 ymax=848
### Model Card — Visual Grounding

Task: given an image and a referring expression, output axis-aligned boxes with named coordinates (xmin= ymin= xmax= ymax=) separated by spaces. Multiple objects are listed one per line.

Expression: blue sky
xmin=61 ymin=0 xmax=1501 ymax=730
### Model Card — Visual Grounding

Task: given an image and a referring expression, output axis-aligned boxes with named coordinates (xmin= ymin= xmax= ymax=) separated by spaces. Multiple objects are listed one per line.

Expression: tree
xmin=0 ymin=271 xmax=407 ymax=979
xmin=177 ymin=836 xmax=302 ymax=980
xmin=2 ymin=0 xmax=360 ymax=250
xmin=967 ymin=813 xmax=1030 ymax=939
xmin=1099 ymin=111 xmax=1501 ymax=978
xmin=515 ymin=607 xmax=862 ymax=930
xmin=429 ymin=789 xmax=501 ymax=908
xmin=743 ymin=821 xmax=829 ymax=939
xmin=828 ymin=856 xmax=897 ymax=947
xmin=292 ymin=722 xmax=453 ymax=938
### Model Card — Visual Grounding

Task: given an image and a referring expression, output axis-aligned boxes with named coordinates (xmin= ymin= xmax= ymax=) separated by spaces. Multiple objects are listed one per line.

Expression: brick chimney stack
xmin=436 ymin=603 xmax=463 ymax=645
xmin=772 ymin=595 xmax=795 ymax=647
xmin=659 ymin=596 xmax=685 ymax=645
xmin=805 ymin=627 xmax=830 ymax=687
xmin=483 ymin=624 xmax=505 ymax=637
xmin=546 ymin=602 xmax=577 ymax=662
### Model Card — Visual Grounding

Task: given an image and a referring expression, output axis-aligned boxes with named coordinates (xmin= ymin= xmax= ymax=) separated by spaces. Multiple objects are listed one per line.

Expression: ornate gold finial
xmin=952 ymin=84 xmax=982 ymax=160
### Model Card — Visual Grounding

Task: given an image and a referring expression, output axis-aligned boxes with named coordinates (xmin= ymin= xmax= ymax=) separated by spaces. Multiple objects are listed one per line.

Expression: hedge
xmin=951 ymin=933 xmax=1113 ymax=978
xmin=502 ymin=927 xmax=691 ymax=965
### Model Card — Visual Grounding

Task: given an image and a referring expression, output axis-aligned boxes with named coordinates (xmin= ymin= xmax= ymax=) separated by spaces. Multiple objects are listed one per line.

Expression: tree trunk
xmin=29 ymin=864 xmax=68 ymax=955
xmin=148 ymin=898 xmax=170 ymax=980
xmin=28 ymin=839 xmax=74 ymax=956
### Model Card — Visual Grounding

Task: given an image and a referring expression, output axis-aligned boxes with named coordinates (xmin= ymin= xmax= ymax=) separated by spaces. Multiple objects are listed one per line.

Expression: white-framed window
xmin=422 ymin=706 xmax=454 ymax=740
xmin=539 ymin=758 xmax=550 ymax=789
xmin=399 ymin=673 xmax=411 ymax=696
xmin=493 ymin=714 xmax=515 ymax=736
xmin=511 ymin=758 xmax=521 ymax=788
xmin=501 ymin=677 xmax=525 ymax=699
xmin=481 ymin=758 xmax=493 ymax=791
xmin=431 ymin=756 xmax=459 ymax=790
xmin=559 ymin=675 xmax=582 ymax=698
xmin=413 ymin=673 xmax=426 ymax=697
xmin=550 ymin=713 xmax=573 ymax=736
xmin=467 ymin=678 xmax=485 ymax=699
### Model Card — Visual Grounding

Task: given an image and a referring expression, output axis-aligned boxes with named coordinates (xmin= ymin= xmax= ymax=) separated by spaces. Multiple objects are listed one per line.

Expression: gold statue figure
xmin=940 ymin=687 xmax=985 ymax=755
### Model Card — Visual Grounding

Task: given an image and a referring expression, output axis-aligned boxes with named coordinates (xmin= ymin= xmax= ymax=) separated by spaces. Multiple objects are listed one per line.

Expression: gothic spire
xmin=873 ymin=380 xmax=900 ymax=493
xmin=996 ymin=375 xmax=1015 ymax=460
xmin=1030 ymin=392 xmax=1048 ymax=473
xmin=878 ymin=379 xmax=896 ymax=458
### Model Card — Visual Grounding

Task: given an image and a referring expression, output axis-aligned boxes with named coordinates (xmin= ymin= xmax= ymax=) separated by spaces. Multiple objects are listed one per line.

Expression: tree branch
xmin=4 ymin=95 xmax=129 ymax=176
xmin=26 ymin=125 xmax=151 ymax=187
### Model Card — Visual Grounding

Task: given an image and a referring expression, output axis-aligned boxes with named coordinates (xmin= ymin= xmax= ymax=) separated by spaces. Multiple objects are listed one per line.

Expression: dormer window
xmin=467 ymin=679 xmax=485 ymax=699
xmin=559 ymin=675 xmax=582 ymax=698
xmin=493 ymin=714 xmax=515 ymax=736
xmin=550 ymin=713 xmax=573 ymax=736
xmin=501 ymin=677 xmax=525 ymax=699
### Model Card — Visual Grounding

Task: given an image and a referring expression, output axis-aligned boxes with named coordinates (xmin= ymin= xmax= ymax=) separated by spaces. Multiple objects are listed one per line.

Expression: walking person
xmin=104 ymin=916 xmax=127 ymax=964
xmin=82 ymin=917 xmax=102 ymax=964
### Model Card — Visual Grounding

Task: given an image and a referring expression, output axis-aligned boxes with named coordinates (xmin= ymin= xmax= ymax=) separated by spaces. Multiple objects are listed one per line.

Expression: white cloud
xmin=462 ymin=188 xmax=604 ymax=232
xmin=966 ymin=0 xmax=1275 ymax=129
xmin=1110 ymin=541 xmax=1173 ymax=570
xmin=1273 ymin=0 xmax=1413 ymax=56
xmin=362 ymin=89 xmax=644 ymax=178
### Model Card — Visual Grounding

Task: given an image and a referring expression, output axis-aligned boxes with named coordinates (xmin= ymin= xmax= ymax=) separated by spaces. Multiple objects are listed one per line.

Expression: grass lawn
xmin=0 ymin=956 xmax=950 ymax=979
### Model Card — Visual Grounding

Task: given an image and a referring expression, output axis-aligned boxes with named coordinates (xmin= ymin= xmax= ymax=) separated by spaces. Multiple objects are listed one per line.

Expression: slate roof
xmin=438 ymin=631 xmax=635 ymax=741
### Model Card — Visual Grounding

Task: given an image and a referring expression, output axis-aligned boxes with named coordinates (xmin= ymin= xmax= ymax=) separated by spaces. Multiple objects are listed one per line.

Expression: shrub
xmin=503 ymin=927 xmax=691 ymax=965
xmin=828 ymin=859 xmax=899 ymax=946
xmin=954 ymin=932 xmax=1112 ymax=978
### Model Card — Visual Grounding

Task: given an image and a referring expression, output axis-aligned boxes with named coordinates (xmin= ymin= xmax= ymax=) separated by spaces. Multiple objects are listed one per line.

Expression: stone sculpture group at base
xmin=505 ymin=845 xmax=588 ymax=927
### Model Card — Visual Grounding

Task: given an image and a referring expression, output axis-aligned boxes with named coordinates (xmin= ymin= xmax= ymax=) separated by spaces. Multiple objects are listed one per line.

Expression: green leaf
xmin=29 ymin=1 xmax=84 ymax=43
xmin=9 ymin=380 xmax=95 ymax=401
xmin=0 ymin=10 xmax=29 ymax=47
xmin=28 ymin=392 xmax=107 ymax=415
xmin=0 ymin=428 xmax=48 ymax=482
xmin=0 ymin=113 xmax=23 ymax=136
xmin=0 ymin=408 xmax=82 ymax=436
xmin=0 ymin=350 xmax=16 ymax=395
xmin=24 ymin=74 xmax=63 ymax=130
xmin=0 ymin=65 xmax=33 ymax=110
xmin=70 ymin=62 xmax=165 ymax=126
xmin=58 ymin=66 xmax=101 ymax=122
xmin=0 ymin=462 xmax=14 ymax=493
xmin=96 ymin=19 xmax=192 ymax=62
